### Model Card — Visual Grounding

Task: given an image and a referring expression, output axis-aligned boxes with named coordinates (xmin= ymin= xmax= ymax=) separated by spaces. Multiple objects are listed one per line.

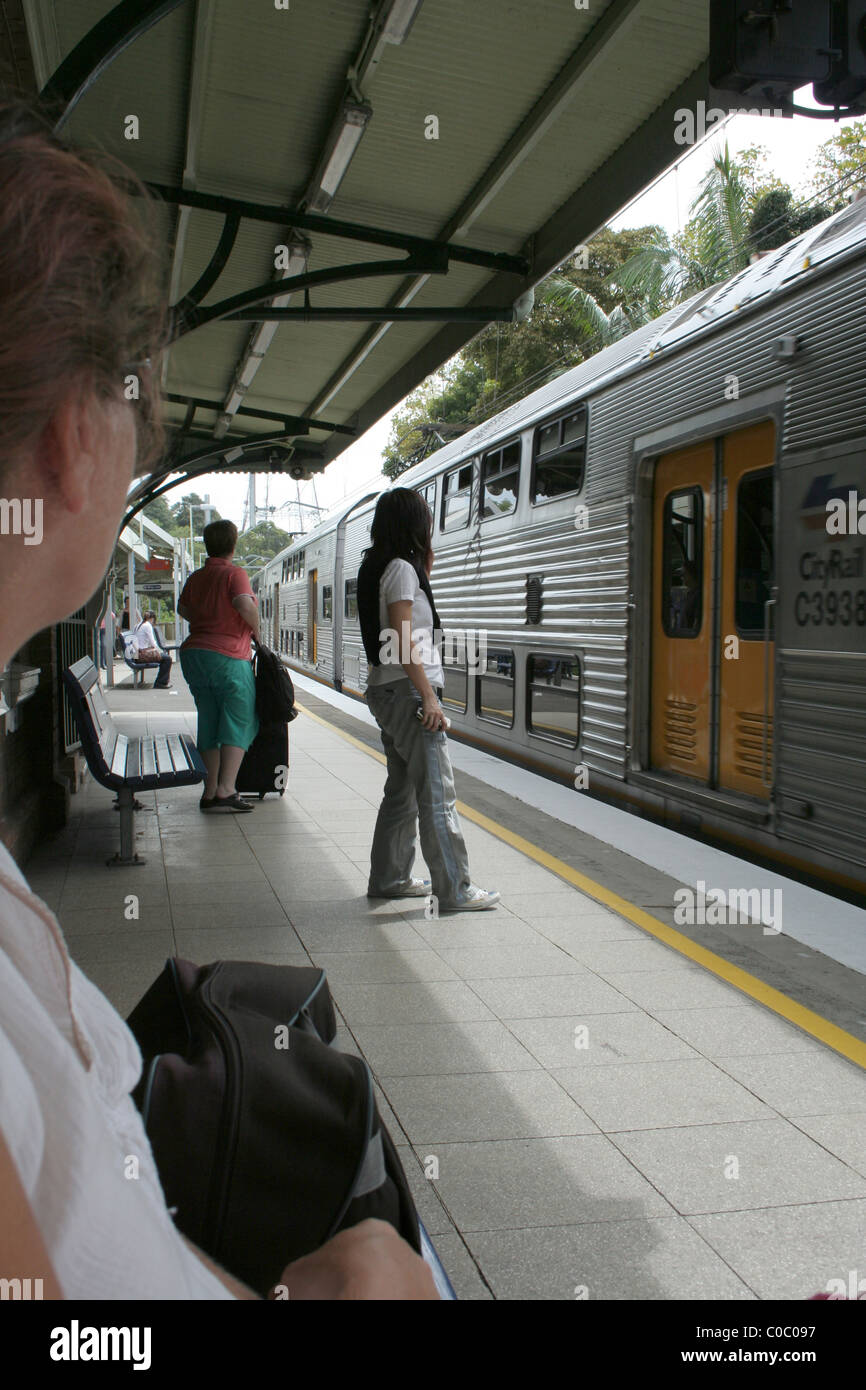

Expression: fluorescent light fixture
xmin=382 ymin=0 xmax=423 ymax=43
xmin=308 ymin=100 xmax=372 ymax=212
xmin=250 ymin=321 xmax=279 ymax=355
xmin=224 ymin=446 xmax=244 ymax=464
xmin=238 ymin=355 xmax=263 ymax=389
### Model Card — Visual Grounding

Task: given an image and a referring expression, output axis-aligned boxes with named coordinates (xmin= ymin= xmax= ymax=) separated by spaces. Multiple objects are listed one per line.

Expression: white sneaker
xmin=367 ymin=878 xmax=431 ymax=899
xmin=439 ymin=886 xmax=500 ymax=913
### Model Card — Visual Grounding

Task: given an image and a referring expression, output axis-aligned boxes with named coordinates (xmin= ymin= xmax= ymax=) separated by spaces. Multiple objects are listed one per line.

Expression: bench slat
xmin=140 ymin=739 xmax=156 ymax=778
xmin=109 ymin=734 xmax=128 ymax=778
xmin=155 ymin=737 xmax=174 ymax=775
xmin=166 ymin=733 xmax=192 ymax=772
xmin=125 ymin=739 xmax=140 ymax=782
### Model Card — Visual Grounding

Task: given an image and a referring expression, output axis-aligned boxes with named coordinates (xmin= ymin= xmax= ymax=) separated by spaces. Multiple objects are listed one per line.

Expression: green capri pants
xmin=180 ymin=648 xmax=259 ymax=751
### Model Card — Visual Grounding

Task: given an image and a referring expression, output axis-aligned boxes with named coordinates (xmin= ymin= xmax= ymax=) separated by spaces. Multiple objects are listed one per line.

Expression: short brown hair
xmin=0 ymin=101 xmax=166 ymax=470
xmin=203 ymin=519 xmax=238 ymax=557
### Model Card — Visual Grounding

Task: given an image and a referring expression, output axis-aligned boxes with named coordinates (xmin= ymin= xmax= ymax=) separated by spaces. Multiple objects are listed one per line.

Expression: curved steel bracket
xmin=41 ymin=0 xmax=187 ymax=130
xmin=172 ymin=212 xmax=241 ymax=328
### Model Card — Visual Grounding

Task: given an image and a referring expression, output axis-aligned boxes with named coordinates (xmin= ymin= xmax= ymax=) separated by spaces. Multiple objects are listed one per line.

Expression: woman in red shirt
xmin=177 ymin=520 xmax=261 ymax=813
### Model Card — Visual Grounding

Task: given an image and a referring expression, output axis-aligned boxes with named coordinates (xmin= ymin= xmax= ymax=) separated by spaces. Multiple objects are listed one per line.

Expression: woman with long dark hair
xmin=357 ymin=489 xmax=499 ymax=912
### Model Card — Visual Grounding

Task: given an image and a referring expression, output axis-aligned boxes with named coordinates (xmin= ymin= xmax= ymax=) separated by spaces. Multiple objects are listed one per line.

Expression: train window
xmin=476 ymin=648 xmax=514 ymax=728
xmin=527 ymin=654 xmax=580 ymax=747
xmin=441 ymin=632 xmax=468 ymax=714
xmin=322 ymin=585 xmax=333 ymax=621
xmin=662 ymin=488 xmax=703 ymax=638
xmin=298 ymin=551 xmax=306 ymax=580
xmin=482 ymin=440 xmax=520 ymax=519
xmin=532 ymin=406 xmax=587 ymax=503
xmin=736 ymin=470 xmax=774 ymax=638
xmin=344 ymin=578 xmax=358 ymax=620
xmin=297 ymin=631 xmax=304 ymax=658
xmin=416 ymin=480 xmax=437 ymax=518
xmin=441 ymin=461 xmax=474 ymax=532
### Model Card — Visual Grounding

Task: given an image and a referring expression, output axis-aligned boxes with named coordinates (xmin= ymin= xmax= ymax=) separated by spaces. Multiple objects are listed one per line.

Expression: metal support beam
xmin=145 ymin=183 xmax=529 ymax=277
xmin=176 ymin=251 xmax=449 ymax=338
xmin=227 ymin=306 xmax=517 ymax=324
xmin=162 ymin=393 xmax=355 ymax=436
xmin=41 ymin=0 xmax=187 ymax=128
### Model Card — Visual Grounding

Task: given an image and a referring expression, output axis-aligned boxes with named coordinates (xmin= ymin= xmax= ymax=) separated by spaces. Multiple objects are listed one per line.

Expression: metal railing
xmin=57 ymin=608 xmax=89 ymax=753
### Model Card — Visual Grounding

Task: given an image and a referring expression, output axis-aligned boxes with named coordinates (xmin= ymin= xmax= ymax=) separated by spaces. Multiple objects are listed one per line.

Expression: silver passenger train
xmin=257 ymin=197 xmax=866 ymax=896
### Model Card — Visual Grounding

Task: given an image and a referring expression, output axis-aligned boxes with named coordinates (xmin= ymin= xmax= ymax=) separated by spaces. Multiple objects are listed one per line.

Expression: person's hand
xmin=274 ymin=1219 xmax=440 ymax=1301
xmin=420 ymin=693 xmax=446 ymax=731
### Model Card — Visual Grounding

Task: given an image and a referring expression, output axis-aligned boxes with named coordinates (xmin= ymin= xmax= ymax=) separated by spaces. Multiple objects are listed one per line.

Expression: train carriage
xmin=258 ymin=195 xmax=866 ymax=896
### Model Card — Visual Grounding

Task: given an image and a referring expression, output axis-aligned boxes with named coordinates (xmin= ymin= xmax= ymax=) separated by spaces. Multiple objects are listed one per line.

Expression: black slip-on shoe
xmin=212 ymin=792 xmax=254 ymax=813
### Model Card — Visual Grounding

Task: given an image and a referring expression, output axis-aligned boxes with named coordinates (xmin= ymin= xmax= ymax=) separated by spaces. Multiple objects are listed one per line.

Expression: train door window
xmin=661 ymin=488 xmax=703 ymax=637
xmin=481 ymin=440 xmax=520 ymax=519
xmin=441 ymin=460 xmax=474 ymax=532
xmin=532 ymin=406 xmax=587 ymax=504
xmin=322 ymin=585 xmax=333 ymax=620
xmin=735 ymin=470 xmax=774 ymax=637
xmin=441 ymin=632 xmax=468 ymax=714
xmin=527 ymin=654 xmax=580 ymax=747
xmin=345 ymin=578 xmax=358 ymax=619
xmin=476 ymin=648 xmax=514 ymax=727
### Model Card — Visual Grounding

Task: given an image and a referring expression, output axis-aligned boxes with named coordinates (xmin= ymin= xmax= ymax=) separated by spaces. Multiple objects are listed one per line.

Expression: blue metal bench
xmin=62 ymin=656 xmax=205 ymax=866
xmin=123 ymin=648 xmax=163 ymax=687
xmin=419 ymin=1217 xmax=457 ymax=1300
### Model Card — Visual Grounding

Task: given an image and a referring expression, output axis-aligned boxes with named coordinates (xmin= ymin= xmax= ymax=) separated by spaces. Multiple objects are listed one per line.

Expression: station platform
xmin=23 ymin=665 xmax=866 ymax=1300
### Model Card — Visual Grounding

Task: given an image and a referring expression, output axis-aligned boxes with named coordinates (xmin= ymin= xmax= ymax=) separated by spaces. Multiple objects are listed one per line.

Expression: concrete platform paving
xmin=23 ymin=668 xmax=866 ymax=1300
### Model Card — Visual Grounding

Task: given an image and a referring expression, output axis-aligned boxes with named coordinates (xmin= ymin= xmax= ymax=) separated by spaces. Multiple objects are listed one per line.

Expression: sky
xmin=167 ymin=88 xmax=862 ymax=535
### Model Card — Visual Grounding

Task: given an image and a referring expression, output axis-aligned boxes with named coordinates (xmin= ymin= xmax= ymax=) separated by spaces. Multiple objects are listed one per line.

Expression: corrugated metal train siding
xmin=775 ymin=651 xmax=866 ymax=864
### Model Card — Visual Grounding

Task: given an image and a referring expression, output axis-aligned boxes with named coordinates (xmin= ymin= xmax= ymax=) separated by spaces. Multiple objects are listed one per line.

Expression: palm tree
xmin=541 ymin=279 xmax=643 ymax=348
xmin=615 ymin=142 xmax=753 ymax=308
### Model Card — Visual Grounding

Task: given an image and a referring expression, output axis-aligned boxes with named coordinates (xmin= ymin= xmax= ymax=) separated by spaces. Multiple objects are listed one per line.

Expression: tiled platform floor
xmin=24 ymin=673 xmax=866 ymax=1300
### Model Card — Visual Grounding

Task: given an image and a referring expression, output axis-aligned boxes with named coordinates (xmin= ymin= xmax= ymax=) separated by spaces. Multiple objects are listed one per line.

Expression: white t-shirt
xmin=0 ymin=843 xmax=234 ymax=1299
xmin=366 ymin=558 xmax=444 ymax=689
xmin=132 ymin=620 xmax=160 ymax=654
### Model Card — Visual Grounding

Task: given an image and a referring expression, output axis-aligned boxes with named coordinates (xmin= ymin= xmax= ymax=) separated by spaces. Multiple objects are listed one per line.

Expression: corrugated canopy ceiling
xmin=18 ymin=0 xmax=711 ymax=508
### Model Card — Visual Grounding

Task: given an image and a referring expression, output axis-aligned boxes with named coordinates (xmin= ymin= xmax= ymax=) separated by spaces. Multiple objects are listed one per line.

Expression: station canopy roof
xmin=16 ymin=0 xmax=712 ymax=510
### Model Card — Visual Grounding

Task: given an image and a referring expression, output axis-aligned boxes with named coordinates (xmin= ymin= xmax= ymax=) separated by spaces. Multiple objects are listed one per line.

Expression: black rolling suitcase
xmin=237 ymin=719 xmax=289 ymax=798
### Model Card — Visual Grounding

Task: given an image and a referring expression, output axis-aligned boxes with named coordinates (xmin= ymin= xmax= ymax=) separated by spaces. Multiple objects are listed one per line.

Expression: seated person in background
xmin=132 ymin=609 xmax=172 ymax=688
xmin=0 ymin=99 xmax=436 ymax=1301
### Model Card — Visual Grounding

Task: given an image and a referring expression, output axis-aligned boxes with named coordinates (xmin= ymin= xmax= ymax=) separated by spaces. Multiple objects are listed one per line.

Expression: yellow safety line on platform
xmin=297 ymin=701 xmax=866 ymax=1072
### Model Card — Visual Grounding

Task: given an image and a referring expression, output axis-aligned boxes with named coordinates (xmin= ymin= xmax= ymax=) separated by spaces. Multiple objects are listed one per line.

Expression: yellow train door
xmin=718 ymin=422 xmax=775 ymax=799
xmin=650 ymin=422 xmax=776 ymax=799
xmin=651 ymin=442 xmax=715 ymax=782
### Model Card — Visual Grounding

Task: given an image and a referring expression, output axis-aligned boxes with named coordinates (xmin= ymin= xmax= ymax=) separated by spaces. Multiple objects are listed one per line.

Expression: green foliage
xmin=141 ymin=497 xmax=174 ymax=532
xmin=747 ymin=187 xmax=833 ymax=253
xmin=808 ymin=120 xmax=866 ymax=202
xmin=234 ymin=520 xmax=293 ymax=568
